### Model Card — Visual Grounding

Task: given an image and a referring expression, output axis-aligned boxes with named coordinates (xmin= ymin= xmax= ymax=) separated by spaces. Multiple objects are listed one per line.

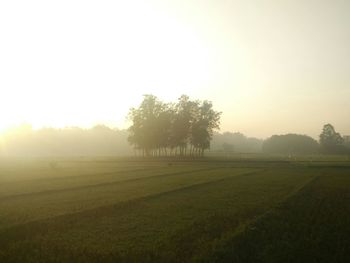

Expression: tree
xmin=319 ymin=124 xmax=345 ymax=154
xmin=127 ymin=94 xmax=221 ymax=157
xmin=190 ymin=100 xmax=221 ymax=156
xmin=262 ymin=134 xmax=319 ymax=155
xmin=127 ymin=95 xmax=168 ymax=156
xmin=170 ymin=95 xmax=197 ymax=156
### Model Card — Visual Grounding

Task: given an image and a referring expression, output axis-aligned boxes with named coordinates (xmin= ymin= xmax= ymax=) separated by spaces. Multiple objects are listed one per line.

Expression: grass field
xmin=0 ymin=157 xmax=349 ymax=262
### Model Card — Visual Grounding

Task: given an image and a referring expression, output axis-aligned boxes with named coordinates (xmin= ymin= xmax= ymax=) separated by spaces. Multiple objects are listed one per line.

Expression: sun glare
xmin=0 ymin=1 xmax=212 ymax=131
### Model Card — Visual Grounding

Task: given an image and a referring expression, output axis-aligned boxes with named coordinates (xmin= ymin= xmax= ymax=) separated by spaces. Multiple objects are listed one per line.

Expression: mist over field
xmin=1 ymin=122 xmax=348 ymax=157
xmin=0 ymin=125 xmax=262 ymax=157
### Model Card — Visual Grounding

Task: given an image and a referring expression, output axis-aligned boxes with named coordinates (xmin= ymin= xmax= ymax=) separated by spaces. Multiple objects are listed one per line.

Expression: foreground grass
xmin=0 ymin=166 xmax=257 ymax=228
xmin=0 ymin=158 xmax=348 ymax=262
xmin=206 ymin=168 xmax=350 ymax=263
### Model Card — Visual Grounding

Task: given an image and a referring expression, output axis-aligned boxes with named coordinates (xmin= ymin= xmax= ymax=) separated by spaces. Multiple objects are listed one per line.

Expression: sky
xmin=0 ymin=0 xmax=349 ymax=138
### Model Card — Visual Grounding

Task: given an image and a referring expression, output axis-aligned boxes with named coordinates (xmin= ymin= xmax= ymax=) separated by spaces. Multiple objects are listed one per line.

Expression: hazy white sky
xmin=0 ymin=0 xmax=349 ymax=138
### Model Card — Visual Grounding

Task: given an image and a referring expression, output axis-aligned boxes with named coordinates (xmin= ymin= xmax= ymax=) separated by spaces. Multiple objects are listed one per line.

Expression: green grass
xmin=0 ymin=157 xmax=349 ymax=262
xmin=204 ymin=168 xmax=350 ymax=263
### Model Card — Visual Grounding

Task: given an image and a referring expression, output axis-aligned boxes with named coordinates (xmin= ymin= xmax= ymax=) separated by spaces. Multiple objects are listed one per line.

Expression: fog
xmin=0 ymin=125 xmax=132 ymax=157
xmin=1 ymin=0 xmax=349 ymax=138
xmin=0 ymin=125 xmax=264 ymax=157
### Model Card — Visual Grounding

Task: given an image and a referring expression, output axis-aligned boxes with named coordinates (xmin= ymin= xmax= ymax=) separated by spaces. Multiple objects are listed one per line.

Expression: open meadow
xmin=0 ymin=157 xmax=349 ymax=262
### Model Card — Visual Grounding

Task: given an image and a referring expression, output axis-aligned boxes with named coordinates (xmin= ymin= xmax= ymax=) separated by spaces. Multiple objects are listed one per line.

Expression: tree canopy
xmin=262 ymin=134 xmax=319 ymax=155
xmin=319 ymin=124 xmax=346 ymax=154
xmin=127 ymin=94 xmax=221 ymax=157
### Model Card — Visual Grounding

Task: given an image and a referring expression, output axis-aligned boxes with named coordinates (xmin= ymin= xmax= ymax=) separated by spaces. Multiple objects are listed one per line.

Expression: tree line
xmin=1 ymin=109 xmax=347 ymax=158
xmin=127 ymin=94 xmax=221 ymax=157
xmin=262 ymin=124 xmax=350 ymax=155
xmin=211 ymin=132 xmax=263 ymax=153
xmin=127 ymin=94 xmax=349 ymax=157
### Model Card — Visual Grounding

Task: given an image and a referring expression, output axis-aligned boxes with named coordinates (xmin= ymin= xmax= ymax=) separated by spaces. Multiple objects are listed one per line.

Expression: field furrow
xmin=0 ymin=167 xmax=315 ymax=262
xmin=0 ymin=166 xmax=225 ymax=200
xmin=205 ymin=169 xmax=350 ymax=263
xmin=0 ymin=167 xmax=256 ymax=229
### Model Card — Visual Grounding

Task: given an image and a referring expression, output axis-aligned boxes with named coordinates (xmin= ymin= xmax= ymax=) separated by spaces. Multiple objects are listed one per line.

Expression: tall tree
xmin=127 ymin=94 xmax=221 ymax=157
xmin=127 ymin=95 xmax=167 ymax=156
xmin=319 ymin=124 xmax=344 ymax=154
xmin=171 ymin=95 xmax=199 ymax=156
xmin=190 ymin=100 xmax=221 ymax=156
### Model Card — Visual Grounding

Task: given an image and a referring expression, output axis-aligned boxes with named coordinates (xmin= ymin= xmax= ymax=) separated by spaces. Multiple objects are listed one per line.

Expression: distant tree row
xmin=262 ymin=134 xmax=319 ymax=155
xmin=211 ymin=132 xmax=263 ymax=153
xmin=127 ymin=95 xmax=221 ymax=157
xmin=262 ymin=124 xmax=350 ymax=155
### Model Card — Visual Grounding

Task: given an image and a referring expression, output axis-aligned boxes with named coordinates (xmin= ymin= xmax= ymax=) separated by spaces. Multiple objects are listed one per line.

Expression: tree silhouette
xmin=171 ymin=95 xmax=196 ymax=156
xmin=262 ymin=134 xmax=319 ymax=155
xmin=190 ymin=100 xmax=221 ymax=156
xmin=127 ymin=95 xmax=167 ymax=156
xmin=127 ymin=94 xmax=221 ymax=157
xmin=319 ymin=124 xmax=344 ymax=154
